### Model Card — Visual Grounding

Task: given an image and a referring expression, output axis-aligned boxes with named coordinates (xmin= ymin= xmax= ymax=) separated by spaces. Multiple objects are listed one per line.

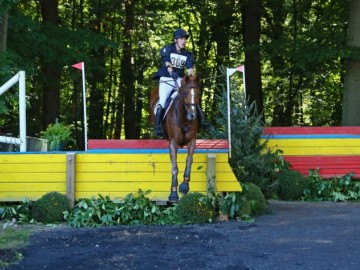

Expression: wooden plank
xmin=0 ymin=173 xmax=64 ymax=182
xmin=76 ymin=152 xmax=230 ymax=163
xmin=207 ymin=154 xmax=216 ymax=195
xmin=88 ymin=139 xmax=229 ymax=150
xmin=263 ymin=126 xmax=360 ymax=135
xmin=0 ymin=183 xmax=66 ymax=192
xmin=66 ymin=153 xmax=76 ymax=208
xmin=76 ymin=181 xmax=207 ymax=192
xmin=0 ymin=154 xmax=66 ymax=163
xmin=74 ymin=191 xmax=195 ymax=201
xmin=283 ymin=156 xmax=360 ymax=178
xmin=0 ymin=192 xmax=60 ymax=202
xmin=74 ymin=171 xmax=237 ymax=182
xmin=0 ymin=163 xmax=66 ymax=173
xmin=264 ymin=138 xmax=360 ymax=147
xmin=263 ymin=146 xmax=360 ymax=156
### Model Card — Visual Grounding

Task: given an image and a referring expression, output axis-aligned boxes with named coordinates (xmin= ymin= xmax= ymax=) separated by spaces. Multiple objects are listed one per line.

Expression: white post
xmin=0 ymin=71 xmax=26 ymax=152
xmin=19 ymin=71 xmax=26 ymax=152
xmin=226 ymin=68 xmax=238 ymax=159
xmin=0 ymin=73 xmax=19 ymax=95
xmin=81 ymin=64 xmax=88 ymax=151
xmin=226 ymin=66 xmax=245 ymax=158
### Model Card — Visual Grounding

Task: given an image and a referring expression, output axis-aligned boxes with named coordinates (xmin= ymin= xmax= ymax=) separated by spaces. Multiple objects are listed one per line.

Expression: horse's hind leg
xmin=168 ymin=143 xmax=179 ymax=203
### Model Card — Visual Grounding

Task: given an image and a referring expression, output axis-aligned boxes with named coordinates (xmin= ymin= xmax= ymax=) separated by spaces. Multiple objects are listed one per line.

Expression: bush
xmin=0 ymin=198 xmax=32 ymax=223
xmin=236 ymin=182 xmax=267 ymax=216
xmin=32 ymin=192 xmax=69 ymax=223
xmin=236 ymin=198 xmax=251 ymax=217
xmin=64 ymin=190 xmax=173 ymax=227
xmin=174 ymin=192 xmax=215 ymax=224
xmin=277 ymin=169 xmax=308 ymax=201
xmin=210 ymin=85 xmax=286 ymax=199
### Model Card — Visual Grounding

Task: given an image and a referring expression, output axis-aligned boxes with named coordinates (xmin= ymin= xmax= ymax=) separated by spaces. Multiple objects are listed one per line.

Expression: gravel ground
xmin=8 ymin=200 xmax=360 ymax=270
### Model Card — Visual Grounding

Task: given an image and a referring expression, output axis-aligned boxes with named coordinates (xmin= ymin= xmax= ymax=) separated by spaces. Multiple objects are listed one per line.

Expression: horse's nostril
xmin=187 ymin=112 xmax=196 ymax=121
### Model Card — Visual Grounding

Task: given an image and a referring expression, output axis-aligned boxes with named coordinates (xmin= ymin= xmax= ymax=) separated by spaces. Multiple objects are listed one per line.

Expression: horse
xmin=149 ymin=75 xmax=201 ymax=203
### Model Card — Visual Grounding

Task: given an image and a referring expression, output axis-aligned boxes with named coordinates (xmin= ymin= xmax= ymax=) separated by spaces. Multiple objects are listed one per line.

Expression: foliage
xmin=276 ymin=169 xmax=308 ymax=201
xmin=218 ymin=193 xmax=239 ymax=220
xmin=40 ymin=122 xmax=74 ymax=151
xmin=235 ymin=182 xmax=267 ymax=216
xmin=303 ymin=170 xmax=360 ymax=202
xmin=236 ymin=199 xmax=252 ymax=220
xmin=0 ymin=1 xmax=352 ymax=143
xmin=0 ymin=198 xmax=32 ymax=223
xmin=64 ymin=190 xmax=174 ymax=227
xmin=32 ymin=192 xmax=70 ymax=224
xmin=211 ymin=86 xmax=286 ymax=197
xmin=0 ymin=225 xmax=29 ymax=269
xmin=174 ymin=192 xmax=215 ymax=224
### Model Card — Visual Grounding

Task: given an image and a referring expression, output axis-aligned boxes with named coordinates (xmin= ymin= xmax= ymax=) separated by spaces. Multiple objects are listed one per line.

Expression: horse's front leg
xmin=179 ymin=140 xmax=196 ymax=195
xmin=168 ymin=141 xmax=179 ymax=203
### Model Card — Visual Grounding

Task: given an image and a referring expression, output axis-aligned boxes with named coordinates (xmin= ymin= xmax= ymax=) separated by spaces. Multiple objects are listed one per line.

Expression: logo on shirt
xmin=170 ymin=53 xmax=187 ymax=69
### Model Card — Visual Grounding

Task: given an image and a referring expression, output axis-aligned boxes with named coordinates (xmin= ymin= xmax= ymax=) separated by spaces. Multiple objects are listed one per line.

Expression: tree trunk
xmin=39 ymin=0 xmax=61 ymax=129
xmin=342 ymin=0 xmax=360 ymax=126
xmin=88 ymin=3 xmax=105 ymax=139
xmin=242 ymin=0 xmax=263 ymax=115
xmin=121 ymin=0 xmax=136 ymax=138
xmin=0 ymin=12 xmax=8 ymax=52
xmin=212 ymin=1 xmax=234 ymax=116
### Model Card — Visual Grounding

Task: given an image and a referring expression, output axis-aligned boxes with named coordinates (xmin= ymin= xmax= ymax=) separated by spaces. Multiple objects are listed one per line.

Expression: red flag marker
xmin=237 ymin=65 xmax=244 ymax=72
xmin=72 ymin=62 xmax=83 ymax=70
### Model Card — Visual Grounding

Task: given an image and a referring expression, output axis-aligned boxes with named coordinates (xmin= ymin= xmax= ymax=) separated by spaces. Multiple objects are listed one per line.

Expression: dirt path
xmin=8 ymin=200 xmax=360 ymax=270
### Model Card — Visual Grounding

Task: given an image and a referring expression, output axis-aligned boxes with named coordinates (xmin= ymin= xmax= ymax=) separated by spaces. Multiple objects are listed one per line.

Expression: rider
xmin=152 ymin=28 xmax=210 ymax=137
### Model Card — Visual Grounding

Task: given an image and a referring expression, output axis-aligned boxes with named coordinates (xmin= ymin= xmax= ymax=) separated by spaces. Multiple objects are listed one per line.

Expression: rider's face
xmin=175 ymin=37 xmax=187 ymax=50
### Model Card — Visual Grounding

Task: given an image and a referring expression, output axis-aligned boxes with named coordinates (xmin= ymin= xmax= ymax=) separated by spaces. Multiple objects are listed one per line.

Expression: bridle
xmin=179 ymin=84 xmax=199 ymax=120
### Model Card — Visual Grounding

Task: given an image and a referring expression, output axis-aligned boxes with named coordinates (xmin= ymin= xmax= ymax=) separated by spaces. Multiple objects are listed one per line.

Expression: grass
xmin=0 ymin=223 xmax=31 ymax=270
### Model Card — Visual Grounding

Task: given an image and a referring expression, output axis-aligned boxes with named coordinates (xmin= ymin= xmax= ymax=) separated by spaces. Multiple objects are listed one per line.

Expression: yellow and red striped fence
xmin=262 ymin=127 xmax=360 ymax=178
xmin=0 ymin=140 xmax=241 ymax=204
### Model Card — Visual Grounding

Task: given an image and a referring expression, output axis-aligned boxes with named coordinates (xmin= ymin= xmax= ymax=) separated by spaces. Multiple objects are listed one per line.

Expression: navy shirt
xmin=153 ymin=43 xmax=194 ymax=80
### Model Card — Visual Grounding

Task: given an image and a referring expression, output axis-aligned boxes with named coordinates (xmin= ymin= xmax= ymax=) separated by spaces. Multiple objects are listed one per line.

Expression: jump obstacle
xmin=1 ymin=126 xmax=360 ymax=205
xmin=262 ymin=126 xmax=360 ymax=178
xmin=0 ymin=139 xmax=242 ymax=205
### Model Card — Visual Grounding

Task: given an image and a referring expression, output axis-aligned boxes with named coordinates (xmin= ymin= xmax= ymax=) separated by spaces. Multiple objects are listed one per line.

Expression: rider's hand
xmin=170 ymin=71 xmax=178 ymax=80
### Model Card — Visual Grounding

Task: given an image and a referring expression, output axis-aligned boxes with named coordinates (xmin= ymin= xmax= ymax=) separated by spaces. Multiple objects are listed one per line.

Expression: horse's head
xmin=179 ymin=75 xmax=201 ymax=121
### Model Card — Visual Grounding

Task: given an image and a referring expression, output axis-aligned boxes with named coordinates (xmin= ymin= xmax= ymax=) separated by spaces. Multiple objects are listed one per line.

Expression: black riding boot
xmin=196 ymin=105 xmax=211 ymax=131
xmin=154 ymin=106 xmax=165 ymax=137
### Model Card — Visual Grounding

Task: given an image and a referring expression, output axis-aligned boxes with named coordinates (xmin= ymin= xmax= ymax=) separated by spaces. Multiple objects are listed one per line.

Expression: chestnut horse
xmin=149 ymin=75 xmax=201 ymax=202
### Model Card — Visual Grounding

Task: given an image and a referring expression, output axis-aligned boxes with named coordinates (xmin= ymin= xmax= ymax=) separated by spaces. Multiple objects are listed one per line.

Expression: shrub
xmin=64 ymin=190 xmax=174 ymax=227
xmin=277 ymin=169 xmax=308 ymax=201
xmin=0 ymin=198 xmax=32 ymax=223
xmin=210 ymin=85 xmax=286 ymax=198
xmin=235 ymin=198 xmax=251 ymax=218
xmin=32 ymin=192 xmax=69 ymax=223
xmin=303 ymin=170 xmax=360 ymax=201
xmin=236 ymin=182 xmax=267 ymax=216
xmin=174 ymin=192 xmax=215 ymax=224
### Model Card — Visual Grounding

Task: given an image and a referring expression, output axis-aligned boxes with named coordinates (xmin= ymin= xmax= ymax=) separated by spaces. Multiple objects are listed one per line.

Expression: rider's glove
xmin=170 ymin=71 xmax=178 ymax=80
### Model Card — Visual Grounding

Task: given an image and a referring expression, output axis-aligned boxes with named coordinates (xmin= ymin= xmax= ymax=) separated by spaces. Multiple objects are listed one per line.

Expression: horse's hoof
xmin=168 ymin=191 xmax=179 ymax=203
xmin=179 ymin=182 xmax=189 ymax=195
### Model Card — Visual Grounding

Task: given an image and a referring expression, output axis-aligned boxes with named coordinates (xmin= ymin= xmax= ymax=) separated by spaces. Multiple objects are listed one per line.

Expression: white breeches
xmin=159 ymin=76 xmax=182 ymax=108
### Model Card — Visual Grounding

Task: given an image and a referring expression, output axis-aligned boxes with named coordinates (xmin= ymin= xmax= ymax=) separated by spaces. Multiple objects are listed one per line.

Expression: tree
xmin=39 ymin=0 xmax=61 ymax=129
xmin=242 ymin=0 xmax=263 ymax=115
xmin=0 ymin=12 xmax=8 ymax=52
xmin=342 ymin=0 xmax=360 ymax=126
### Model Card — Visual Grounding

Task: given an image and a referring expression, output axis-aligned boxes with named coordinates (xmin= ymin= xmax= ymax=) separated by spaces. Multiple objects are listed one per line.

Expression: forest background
xmin=1 ymin=0 xmax=360 ymax=150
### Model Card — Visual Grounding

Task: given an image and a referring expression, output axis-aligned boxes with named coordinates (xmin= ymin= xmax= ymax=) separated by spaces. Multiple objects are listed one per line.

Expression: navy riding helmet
xmin=173 ymin=28 xmax=190 ymax=39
